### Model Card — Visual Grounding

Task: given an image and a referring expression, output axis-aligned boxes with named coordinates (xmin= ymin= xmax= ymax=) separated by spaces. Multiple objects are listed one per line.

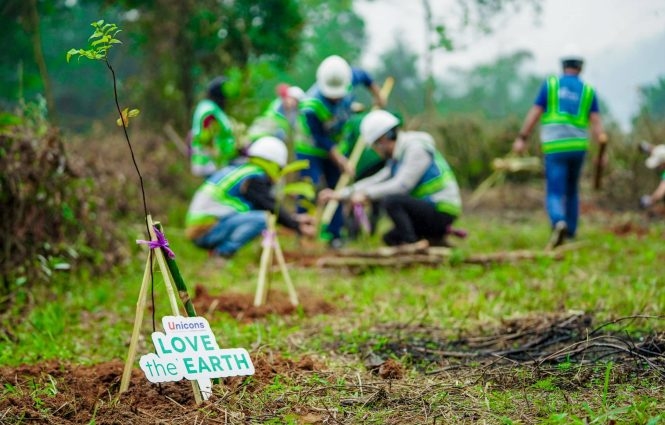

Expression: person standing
xmin=297 ymin=55 xmax=385 ymax=248
xmin=247 ymin=83 xmax=306 ymax=148
xmin=185 ymin=136 xmax=315 ymax=260
xmin=319 ymin=110 xmax=462 ymax=247
xmin=189 ymin=76 xmax=239 ymax=177
xmin=513 ymin=46 xmax=607 ymax=248
xmin=639 ymin=144 xmax=665 ymax=210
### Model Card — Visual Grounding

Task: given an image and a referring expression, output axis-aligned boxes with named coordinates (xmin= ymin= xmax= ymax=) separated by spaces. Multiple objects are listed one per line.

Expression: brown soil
xmin=193 ymin=285 xmax=336 ymax=321
xmin=0 ymin=353 xmax=323 ymax=425
xmin=1 ymin=313 xmax=663 ymax=424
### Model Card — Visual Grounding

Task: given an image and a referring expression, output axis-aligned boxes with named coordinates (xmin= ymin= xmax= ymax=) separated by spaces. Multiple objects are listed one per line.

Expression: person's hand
xmin=512 ymin=136 xmax=527 ymax=155
xmin=350 ymin=191 xmax=368 ymax=205
xmin=298 ymin=222 xmax=316 ymax=237
xmin=318 ymin=188 xmax=339 ymax=204
xmin=339 ymin=157 xmax=355 ymax=177
xmin=639 ymin=195 xmax=653 ymax=209
xmin=373 ymin=94 xmax=387 ymax=109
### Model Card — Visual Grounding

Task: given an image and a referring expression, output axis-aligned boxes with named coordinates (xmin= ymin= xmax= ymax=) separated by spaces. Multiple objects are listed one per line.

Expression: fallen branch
xmin=317 ymin=248 xmax=565 ymax=269
xmin=163 ymin=123 xmax=189 ymax=157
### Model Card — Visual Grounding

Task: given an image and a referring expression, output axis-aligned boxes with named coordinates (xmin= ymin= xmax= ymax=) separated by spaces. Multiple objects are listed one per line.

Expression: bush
xmin=0 ymin=110 xmax=126 ymax=301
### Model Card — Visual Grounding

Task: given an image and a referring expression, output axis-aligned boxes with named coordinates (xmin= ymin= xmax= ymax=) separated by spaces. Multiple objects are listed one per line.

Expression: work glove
xmin=639 ymin=195 xmax=652 ymax=209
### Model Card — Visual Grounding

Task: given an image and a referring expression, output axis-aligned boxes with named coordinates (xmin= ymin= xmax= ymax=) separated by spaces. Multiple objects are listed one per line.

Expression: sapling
xmin=67 ymin=20 xmax=205 ymax=401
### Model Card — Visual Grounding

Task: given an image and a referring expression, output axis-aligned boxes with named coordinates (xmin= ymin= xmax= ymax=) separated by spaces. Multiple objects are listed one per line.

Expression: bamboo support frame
xmin=120 ymin=215 xmax=206 ymax=404
xmin=254 ymin=213 xmax=299 ymax=307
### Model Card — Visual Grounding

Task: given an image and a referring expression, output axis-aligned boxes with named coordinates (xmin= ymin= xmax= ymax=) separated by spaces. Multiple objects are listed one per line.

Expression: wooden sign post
xmin=254 ymin=212 xmax=299 ymax=307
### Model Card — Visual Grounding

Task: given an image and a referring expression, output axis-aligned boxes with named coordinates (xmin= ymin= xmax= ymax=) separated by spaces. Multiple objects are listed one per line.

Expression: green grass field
xmin=1 ymin=202 xmax=664 ymax=424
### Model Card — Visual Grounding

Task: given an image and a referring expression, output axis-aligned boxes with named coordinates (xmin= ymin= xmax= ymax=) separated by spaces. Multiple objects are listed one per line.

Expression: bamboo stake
xmin=147 ymin=217 xmax=181 ymax=316
xmin=120 ymin=254 xmax=153 ymax=393
xmin=154 ymin=222 xmax=197 ymax=317
xmin=254 ymin=213 xmax=276 ymax=307
xmin=273 ymin=236 xmax=299 ymax=306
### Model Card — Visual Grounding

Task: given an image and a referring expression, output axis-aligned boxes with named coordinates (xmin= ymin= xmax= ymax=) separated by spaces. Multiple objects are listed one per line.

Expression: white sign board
xmin=140 ymin=315 xmax=255 ymax=399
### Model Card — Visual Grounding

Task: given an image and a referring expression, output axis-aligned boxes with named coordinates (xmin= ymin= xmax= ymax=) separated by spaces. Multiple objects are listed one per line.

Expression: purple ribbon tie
xmin=353 ymin=203 xmax=371 ymax=234
xmin=136 ymin=226 xmax=176 ymax=258
xmin=261 ymin=229 xmax=276 ymax=248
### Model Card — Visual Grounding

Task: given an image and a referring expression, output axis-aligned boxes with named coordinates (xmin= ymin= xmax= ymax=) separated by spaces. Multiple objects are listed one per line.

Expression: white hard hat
xmin=286 ymin=86 xmax=305 ymax=101
xmin=560 ymin=43 xmax=584 ymax=63
xmin=360 ymin=110 xmax=400 ymax=146
xmin=646 ymin=145 xmax=665 ymax=169
xmin=247 ymin=136 xmax=288 ymax=167
xmin=316 ymin=55 xmax=352 ymax=99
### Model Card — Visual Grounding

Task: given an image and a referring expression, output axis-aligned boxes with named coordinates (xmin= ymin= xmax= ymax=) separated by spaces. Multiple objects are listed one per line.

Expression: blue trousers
xmin=296 ymin=153 xmax=343 ymax=239
xmin=193 ymin=211 xmax=267 ymax=257
xmin=544 ymin=150 xmax=586 ymax=237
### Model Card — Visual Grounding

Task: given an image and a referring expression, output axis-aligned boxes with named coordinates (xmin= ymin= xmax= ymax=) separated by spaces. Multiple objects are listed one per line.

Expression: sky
xmin=354 ymin=0 xmax=665 ymax=130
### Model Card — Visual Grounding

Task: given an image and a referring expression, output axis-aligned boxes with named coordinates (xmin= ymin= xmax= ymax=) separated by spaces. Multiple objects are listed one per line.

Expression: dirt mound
xmin=0 ymin=353 xmax=324 ymax=424
xmin=193 ymin=285 xmax=336 ymax=321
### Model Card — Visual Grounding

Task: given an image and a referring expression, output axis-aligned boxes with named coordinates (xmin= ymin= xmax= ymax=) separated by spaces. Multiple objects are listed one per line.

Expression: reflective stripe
xmin=435 ymin=202 xmax=462 ymax=216
xmin=542 ymin=138 xmax=589 ymax=154
xmin=300 ymin=98 xmax=332 ymax=121
xmin=410 ymin=151 xmax=461 ymax=217
xmin=294 ymin=142 xmax=328 ymax=158
xmin=205 ymin=165 xmax=262 ymax=212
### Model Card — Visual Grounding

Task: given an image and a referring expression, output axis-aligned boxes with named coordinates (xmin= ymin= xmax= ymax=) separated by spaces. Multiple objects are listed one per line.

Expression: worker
xmin=319 ymin=110 xmax=462 ymax=247
xmin=639 ymin=144 xmax=665 ymax=210
xmin=512 ymin=45 xmax=607 ymax=249
xmin=189 ymin=76 xmax=239 ymax=177
xmin=247 ymin=83 xmax=306 ymax=148
xmin=337 ymin=105 xmax=393 ymax=237
xmin=297 ymin=55 xmax=385 ymax=248
xmin=185 ymin=136 xmax=315 ymax=260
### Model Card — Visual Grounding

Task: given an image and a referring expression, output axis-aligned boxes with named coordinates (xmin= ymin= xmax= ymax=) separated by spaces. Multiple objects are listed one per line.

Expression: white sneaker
xmin=546 ymin=221 xmax=567 ymax=250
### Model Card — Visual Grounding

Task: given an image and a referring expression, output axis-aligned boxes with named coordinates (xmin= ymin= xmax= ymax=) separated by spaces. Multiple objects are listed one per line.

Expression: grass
xmin=1 ymin=204 xmax=664 ymax=423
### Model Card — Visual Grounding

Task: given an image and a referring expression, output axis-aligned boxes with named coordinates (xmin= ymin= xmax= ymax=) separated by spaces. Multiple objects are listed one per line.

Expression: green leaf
xmin=65 ymin=49 xmax=79 ymax=63
xmin=283 ymin=181 xmax=316 ymax=199
xmin=281 ymin=159 xmax=310 ymax=176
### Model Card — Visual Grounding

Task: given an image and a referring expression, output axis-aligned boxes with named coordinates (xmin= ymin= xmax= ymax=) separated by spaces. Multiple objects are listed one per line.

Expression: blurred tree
xmin=107 ymin=0 xmax=304 ymax=130
xmin=287 ymin=0 xmax=366 ymax=90
xmin=439 ymin=50 xmax=543 ymax=120
xmin=371 ymin=38 xmax=425 ymax=116
xmin=1 ymin=0 xmax=58 ymax=120
xmin=420 ymin=0 xmax=543 ymax=114
xmin=632 ymin=75 xmax=665 ymax=144
xmin=637 ymin=76 xmax=665 ymax=120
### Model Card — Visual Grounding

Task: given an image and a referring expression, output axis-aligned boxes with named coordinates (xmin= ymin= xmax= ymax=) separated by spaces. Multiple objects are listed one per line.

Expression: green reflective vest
xmin=540 ymin=76 xmax=595 ymax=154
xmin=295 ymin=97 xmax=335 ymax=158
xmin=185 ymin=163 xmax=264 ymax=229
xmin=190 ymin=99 xmax=237 ymax=170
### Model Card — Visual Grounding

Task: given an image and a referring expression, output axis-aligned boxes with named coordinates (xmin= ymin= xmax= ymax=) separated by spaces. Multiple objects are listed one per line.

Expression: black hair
xmin=207 ymin=76 xmax=228 ymax=109
xmin=385 ymin=126 xmax=398 ymax=141
xmin=562 ymin=60 xmax=583 ymax=71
